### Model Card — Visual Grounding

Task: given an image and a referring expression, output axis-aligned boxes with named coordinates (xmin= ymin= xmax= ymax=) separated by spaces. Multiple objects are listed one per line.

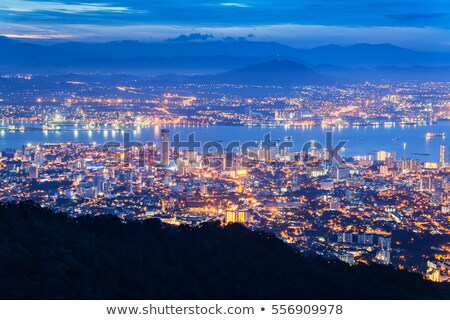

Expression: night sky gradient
xmin=0 ymin=1 xmax=449 ymax=50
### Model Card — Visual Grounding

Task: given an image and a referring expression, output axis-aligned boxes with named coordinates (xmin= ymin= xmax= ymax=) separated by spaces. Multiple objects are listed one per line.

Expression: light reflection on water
xmin=0 ymin=122 xmax=448 ymax=161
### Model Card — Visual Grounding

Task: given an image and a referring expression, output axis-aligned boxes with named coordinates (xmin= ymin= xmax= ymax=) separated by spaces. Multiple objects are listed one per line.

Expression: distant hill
xmin=200 ymin=60 xmax=330 ymax=85
xmin=2 ymin=37 xmax=450 ymax=71
xmin=297 ymin=43 xmax=450 ymax=67
xmin=51 ymin=39 xmax=298 ymax=59
xmin=0 ymin=38 xmax=299 ymax=67
xmin=22 ymin=55 xmax=301 ymax=75
xmin=0 ymin=36 xmax=59 ymax=65
xmin=0 ymin=202 xmax=448 ymax=299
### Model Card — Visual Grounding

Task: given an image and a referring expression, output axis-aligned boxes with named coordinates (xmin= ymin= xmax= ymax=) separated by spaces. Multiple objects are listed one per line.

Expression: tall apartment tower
xmin=161 ymin=129 xmax=170 ymax=166
xmin=29 ymin=166 xmax=39 ymax=179
xmin=440 ymin=144 xmax=445 ymax=166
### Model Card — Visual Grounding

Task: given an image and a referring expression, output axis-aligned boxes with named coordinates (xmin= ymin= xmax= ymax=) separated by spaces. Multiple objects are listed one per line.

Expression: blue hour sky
xmin=1 ymin=0 xmax=450 ymax=50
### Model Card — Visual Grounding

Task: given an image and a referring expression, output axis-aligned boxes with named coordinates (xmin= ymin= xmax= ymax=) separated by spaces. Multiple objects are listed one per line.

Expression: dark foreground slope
xmin=0 ymin=202 xmax=449 ymax=299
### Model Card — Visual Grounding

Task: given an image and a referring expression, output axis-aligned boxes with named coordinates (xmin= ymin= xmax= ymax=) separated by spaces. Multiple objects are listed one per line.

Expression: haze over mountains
xmin=1 ymin=36 xmax=450 ymax=83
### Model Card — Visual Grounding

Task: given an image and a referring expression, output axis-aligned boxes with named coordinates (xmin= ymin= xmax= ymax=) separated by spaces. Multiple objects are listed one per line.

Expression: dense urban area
xmin=1 ymin=74 xmax=450 ymax=283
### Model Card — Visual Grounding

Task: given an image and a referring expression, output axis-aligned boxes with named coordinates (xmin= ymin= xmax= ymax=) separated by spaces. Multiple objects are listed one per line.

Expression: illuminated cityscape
xmin=1 ymin=76 xmax=450 ymax=282
xmin=3 ymin=0 xmax=450 ymax=307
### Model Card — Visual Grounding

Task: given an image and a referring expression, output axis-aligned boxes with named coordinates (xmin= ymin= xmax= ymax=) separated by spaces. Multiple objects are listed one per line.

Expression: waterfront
xmin=1 ymin=120 xmax=449 ymax=161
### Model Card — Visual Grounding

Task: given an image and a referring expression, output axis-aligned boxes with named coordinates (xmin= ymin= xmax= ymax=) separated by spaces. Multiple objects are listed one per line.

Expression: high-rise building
xmin=412 ymin=159 xmax=422 ymax=172
xmin=338 ymin=253 xmax=355 ymax=265
xmin=164 ymin=173 xmax=171 ymax=186
xmin=440 ymin=144 xmax=445 ymax=166
xmin=29 ymin=166 xmax=39 ymax=179
xmin=237 ymin=211 xmax=250 ymax=224
xmin=330 ymin=199 xmax=341 ymax=211
xmin=263 ymin=146 xmax=271 ymax=162
xmin=128 ymin=170 xmax=133 ymax=194
xmin=279 ymin=136 xmax=292 ymax=157
xmin=379 ymin=165 xmax=389 ymax=176
xmin=200 ymin=183 xmax=208 ymax=196
xmin=376 ymin=150 xmax=396 ymax=162
xmin=431 ymin=189 xmax=443 ymax=205
xmin=292 ymin=172 xmax=299 ymax=190
xmin=426 ymin=261 xmax=442 ymax=282
xmin=378 ymin=236 xmax=391 ymax=250
xmin=307 ymin=166 xmax=327 ymax=178
xmin=225 ymin=210 xmax=250 ymax=224
xmin=225 ymin=211 xmax=236 ymax=224
xmin=420 ymin=177 xmax=432 ymax=191
xmin=376 ymin=150 xmax=387 ymax=161
xmin=188 ymin=150 xmax=196 ymax=165
xmin=34 ymin=152 xmax=44 ymax=164
xmin=376 ymin=250 xmax=391 ymax=265
xmin=161 ymin=129 xmax=170 ymax=166
xmin=330 ymin=165 xmax=350 ymax=181
xmin=401 ymin=158 xmax=421 ymax=173
xmin=14 ymin=149 xmax=23 ymax=161
xmin=148 ymin=143 xmax=156 ymax=165
xmin=357 ymin=234 xmax=374 ymax=246
xmin=337 ymin=232 xmax=353 ymax=243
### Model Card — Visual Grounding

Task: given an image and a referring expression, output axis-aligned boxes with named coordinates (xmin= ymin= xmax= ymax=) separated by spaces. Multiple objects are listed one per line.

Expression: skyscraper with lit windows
xmin=440 ymin=144 xmax=445 ymax=166
xmin=161 ymin=129 xmax=170 ymax=166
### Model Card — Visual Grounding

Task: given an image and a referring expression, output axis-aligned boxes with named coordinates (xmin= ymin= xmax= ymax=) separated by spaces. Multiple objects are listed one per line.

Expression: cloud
xmin=166 ymin=33 xmax=214 ymax=42
xmin=385 ymin=13 xmax=447 ymax=24
xmin=1 ymin=33 xmax=74 ymax=39
xmin=0 ymin=0 xmax=449 ymax=28
xmin=220 ymin=3 xmax=251 ymax=8
xmin=0 ymin=1 xmax=133 ymax=14
xmin=223 ymin=34 xmax=255 ymax=42
xmin=0 ymin=1 xmax=449 ymax=51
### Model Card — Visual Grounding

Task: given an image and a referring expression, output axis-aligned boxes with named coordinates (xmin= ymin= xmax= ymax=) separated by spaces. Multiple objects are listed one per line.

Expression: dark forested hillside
xmin=0 ymin=202 xmax=448 ymax=299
